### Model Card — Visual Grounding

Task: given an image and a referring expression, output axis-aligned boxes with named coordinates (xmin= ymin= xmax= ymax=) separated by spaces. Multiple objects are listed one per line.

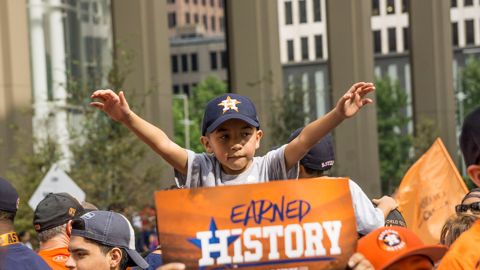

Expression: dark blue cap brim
xmin=204 ymin=114 xmax=259 ymax=135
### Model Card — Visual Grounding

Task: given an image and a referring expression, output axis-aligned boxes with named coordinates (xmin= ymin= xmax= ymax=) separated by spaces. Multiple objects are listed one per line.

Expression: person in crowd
xmin=90 ymin=82 xmax=374 ymax=187
xmin=288 ymin=128 xmax=398 ymax=235
xmin=454 ymin=187 xmax=480 ymax=217
xmin=34 ymin=193 xmax=85 ymax=269
xmin=18 ymin=230 xmax=33 ymax=249
xmin=358 ymin=226 xmax=447 ymax=270
xmin=0 ymin=177 xmax=51 ymax=269
xmin=440 ymin=213 xmax=478 ymax=247
xmin=81 ymin=201 xmax=98 ymax=212
xmin=438 ymin=107 xmax=480 ymax=269
xmin=66 ymin=210 xmax=148 ymax=270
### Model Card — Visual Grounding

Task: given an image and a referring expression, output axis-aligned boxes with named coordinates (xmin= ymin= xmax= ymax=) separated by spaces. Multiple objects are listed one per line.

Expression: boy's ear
xmin=107 ymin=247 xmax=123 ymax=268
xmin=200 ymin=136 xmax=213 ymax=153
xmin=255 ymin=130 xmax=264 ymax=149
xmin=467 ymin=164 xmax=480 ymax=187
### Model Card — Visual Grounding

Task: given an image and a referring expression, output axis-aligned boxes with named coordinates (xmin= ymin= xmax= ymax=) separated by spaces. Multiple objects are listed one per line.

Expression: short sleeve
xmin=174 ymin=150 xmax=214 ymax=188
xmin=349 ymin=179 xmax=384 ymax=235
xmin=263 ymin=145 xmax=299 ymax=181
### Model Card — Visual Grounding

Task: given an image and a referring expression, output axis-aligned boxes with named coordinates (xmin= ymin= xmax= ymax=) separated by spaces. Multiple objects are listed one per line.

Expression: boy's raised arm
xmin=284 ymin=82 xmax=375 ymax=170
xmin=91 ymin=89 xmax=188 ymax=175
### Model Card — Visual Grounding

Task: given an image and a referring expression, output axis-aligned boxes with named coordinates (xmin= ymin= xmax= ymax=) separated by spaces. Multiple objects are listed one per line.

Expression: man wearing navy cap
xmin=0 ymin=177 xmax=51 ymax=269
xmin=288 ymin=128 xmax=398 ymax=235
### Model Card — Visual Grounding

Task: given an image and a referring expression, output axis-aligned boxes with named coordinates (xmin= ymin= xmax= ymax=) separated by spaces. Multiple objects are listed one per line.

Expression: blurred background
xmin=1 ymin=0 xmax=480 ymax=244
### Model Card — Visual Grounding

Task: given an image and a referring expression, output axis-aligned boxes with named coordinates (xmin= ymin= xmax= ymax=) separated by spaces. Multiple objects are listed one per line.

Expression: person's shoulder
xmin=3 ymin=244 xmax=51 ymax=269
xmin=438 ymin=222 xmax=480 ymax=269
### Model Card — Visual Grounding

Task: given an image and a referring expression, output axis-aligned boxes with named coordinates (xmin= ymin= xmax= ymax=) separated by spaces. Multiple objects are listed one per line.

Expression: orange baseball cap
xmin=357 ymin=226 xmax=447 ymax=270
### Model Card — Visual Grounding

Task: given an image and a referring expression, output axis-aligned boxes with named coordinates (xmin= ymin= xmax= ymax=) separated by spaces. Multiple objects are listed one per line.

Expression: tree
xmin=460 ymin=56 xmax=480 ymax=118
xmin=269 ymin=82 xmax=308 ymax=148
xmin=376 ymin=76 xmax=412 ymax=194
xmin=173 ymin=76 xmax=227 ymax=153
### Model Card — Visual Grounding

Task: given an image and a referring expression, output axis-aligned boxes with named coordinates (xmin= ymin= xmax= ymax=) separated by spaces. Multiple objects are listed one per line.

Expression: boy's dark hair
xmin=440 ymin=214 xmax=478 ymax=247
xmin=86 ymin=238 xmax=129 ymax=270
xmin=0 ymin=209 xmax=15 ymax=223
xmin=302 ymin=166 xmax=328 ymax=177
xmin=460 ymin=107 xmax=480 ymax=166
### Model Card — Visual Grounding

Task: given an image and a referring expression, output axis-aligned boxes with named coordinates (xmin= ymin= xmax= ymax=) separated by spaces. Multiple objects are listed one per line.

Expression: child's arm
xmin=372 ymin=196 xmax=398 ymax=218
xmin=90 ymin=89 xmax=188 ymax=175
xmin=284 ymin=82 xmax=375 ymax=170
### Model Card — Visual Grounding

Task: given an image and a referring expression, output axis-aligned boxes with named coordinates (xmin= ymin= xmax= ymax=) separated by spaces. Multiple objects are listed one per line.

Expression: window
xmin=301 ymin=37 xmax=309 ymax=60
xmin=219 ymin=17 xmax=224 ymax=31
xmin=168 ymin=13 xmax=176 ymax=28
xmin=211 ymin=16 xmax=216 ymax=31
xmin=465 ymin=20 xmax=475 ymax=45
xmin=451 ymin=0 xmax=457 ymax=7
xmin=171 ymin=55 xmax=178 ymax=73
xmin=194 ymin=14 xmax=199 ymax=23
xmin=403 ymin=27 xmax=409 ymax=51
xmin=299 ymin=0 xmax=307 ymax=23
xmin=193 ymin=0 xmax=198 ymax=4
xmin=221 ymin=51 xmax=227 ymax=69
xmin=313 ymin=0 xmax=321 ymax=22
xmin=386 ymin=0 xmax=395 ymax=14
xmin=287 ymin=39 xmax=294 ymax=62
xmin=210 ymin=0 xmax=215 ymax=6
xmin=173 ymin=85 xmax=180 ymax=94
xmin=182 ymin=84 xmax=190 ymax=96
xmin=402 ymin=0 xmax=408 ymax=13
xmin=191 ymin=53 xmax=198 ymax=72
xmin=388 ymin=27 xmax=397 ymax=52
xmin=202 ymin=0 xmax=206 ymax=5
xmin=314 ymin=35 xmax=323 ymax=59
xmin=185 ymin=12 xmax=191 ymax=24
xmin=372 ymin=0 xmax=380 ymax=16
xmin=203 ymin=15 xmax=208 ymax=30
xmin=464 ymin=0 xmax=473 ymax=6
xmin=210 ymin=51 xmax=218 ymax=70
xmin=452 ymin=22 xmax=459 ymax=46
xmin=284 ymin=2 xmax=293 ymax=25
xmin=185 ymin=0 xmax=189 ymax=3
xmin=167 ymin=0 xmax=175 ymax=3
xmin=181 ymin=54 xmax=188 ymax=72
xmin=219 ymin=0 xmax=224 ymax=8
xmin=373 ymin=30 xmax=381 ymax=53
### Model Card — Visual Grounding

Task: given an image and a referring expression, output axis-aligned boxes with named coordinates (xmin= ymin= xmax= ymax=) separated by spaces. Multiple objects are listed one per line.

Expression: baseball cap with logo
xmin=34 ymin=192 xmax=84 ymax=232
xmin=358 ymin=226 xmax=447 ymax=270
xmin=460 ymin=107 xmax=480 ymax=166
xmin=201 ymin=93 xmax=260 ymax=136
xmin=288 ymin=128 xmax=335 ymax=171
xmin=0 ymin=177 xmax=19 ymax=213
xmin=71 ymin=210 xmax=149 ymax=269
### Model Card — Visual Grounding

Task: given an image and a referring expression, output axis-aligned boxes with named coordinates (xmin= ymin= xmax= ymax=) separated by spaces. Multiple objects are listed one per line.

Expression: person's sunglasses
xmin=455 ymin=201 xmax=480 ymax=214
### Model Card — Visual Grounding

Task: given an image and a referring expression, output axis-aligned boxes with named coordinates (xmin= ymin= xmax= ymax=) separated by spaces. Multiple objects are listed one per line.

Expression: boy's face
xmin=201 ymin=119 xmax=263 ymax=175
xmin=66 ymin=236 xmax=112 ymax=270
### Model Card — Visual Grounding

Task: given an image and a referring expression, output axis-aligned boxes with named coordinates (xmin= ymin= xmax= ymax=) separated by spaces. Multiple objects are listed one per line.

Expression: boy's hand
xmin=336 ymin=82 xmax=375 ymax=118
xmin=90 ymin=90 xmax=132 ymax=123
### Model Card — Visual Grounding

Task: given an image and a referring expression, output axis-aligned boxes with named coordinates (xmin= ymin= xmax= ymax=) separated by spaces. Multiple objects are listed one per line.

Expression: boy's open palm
xmin=90 ymin=90 xmax=131 ymax=123
xmin=336 ymin=82 xmax=375 ymax=118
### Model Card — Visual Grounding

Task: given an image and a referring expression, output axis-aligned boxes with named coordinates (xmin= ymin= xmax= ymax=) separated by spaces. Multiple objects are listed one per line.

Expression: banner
xmin=155 ymin=178 xmax=357 ymax=270
xmin=395 ymin=138 xmax=468 ymax=244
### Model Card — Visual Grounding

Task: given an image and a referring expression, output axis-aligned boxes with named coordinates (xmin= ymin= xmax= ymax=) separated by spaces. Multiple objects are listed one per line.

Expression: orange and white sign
xmin=155 ymin=178 xmax=357 ymax=270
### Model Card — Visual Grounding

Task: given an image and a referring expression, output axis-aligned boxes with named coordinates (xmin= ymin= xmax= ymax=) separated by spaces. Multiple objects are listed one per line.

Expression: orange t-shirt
xmin=38 ymin=247 xmax=70 ymax=270
xmin=437 ymin=220 xmax=480 ymax=270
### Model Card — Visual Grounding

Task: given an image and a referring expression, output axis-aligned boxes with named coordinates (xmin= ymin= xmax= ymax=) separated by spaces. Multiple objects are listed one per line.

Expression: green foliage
xmin=460 ymin=56 xmax=480 ymax=117
xmin=411 ymin=116 xmax=439 ymax=160
xmin=269 ymin=82 xmax=308 ymax=147
xmin=173 ymin=76 xmax=227 ymax=153
xmin=376 ymin=76 xmax=412 ymax=194
xmin=6 ymin=136 xmax=61 ymax=243
xmin=67 ymin=48 xmax=161 ymax=209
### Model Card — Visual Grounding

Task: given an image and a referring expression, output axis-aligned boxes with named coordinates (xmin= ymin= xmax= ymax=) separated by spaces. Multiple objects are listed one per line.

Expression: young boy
xmin=90 ymin=82 xmax=374 ymax=187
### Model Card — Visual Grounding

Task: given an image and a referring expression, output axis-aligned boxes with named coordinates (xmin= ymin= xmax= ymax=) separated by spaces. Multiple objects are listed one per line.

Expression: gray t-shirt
xmin=175 ymin=145 xmax=298 ymax=188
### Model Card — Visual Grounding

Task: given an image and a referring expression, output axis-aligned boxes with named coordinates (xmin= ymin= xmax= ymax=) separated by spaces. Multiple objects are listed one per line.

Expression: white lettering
xmin=284 ymin=224 xmax=304 ymax=258
xmin=323 ymin=221 xmax=342 ymax=255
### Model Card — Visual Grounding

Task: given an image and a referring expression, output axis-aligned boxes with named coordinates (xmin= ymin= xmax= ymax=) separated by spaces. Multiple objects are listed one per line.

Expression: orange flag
xmin=395 ymin=138 xmax=468 ymax=245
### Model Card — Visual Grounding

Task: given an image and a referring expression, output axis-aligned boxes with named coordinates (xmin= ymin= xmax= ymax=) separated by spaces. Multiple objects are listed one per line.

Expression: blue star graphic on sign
xmin=188 ymin=217 xmax=240 ymax=261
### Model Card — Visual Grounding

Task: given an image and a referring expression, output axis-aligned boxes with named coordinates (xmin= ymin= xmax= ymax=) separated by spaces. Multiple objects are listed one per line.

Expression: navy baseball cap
xmin=72 ymin=211 xmax=149 ymax=269
xmin=201 ymin=93 xmax=260 ymax=135
xmin=288 ymin=128 xmax=335 ymax=171
xmin=460 ymin=107 xmax=480 ymax=166
xmin=0 ymin=177 xmax=19 ymax=213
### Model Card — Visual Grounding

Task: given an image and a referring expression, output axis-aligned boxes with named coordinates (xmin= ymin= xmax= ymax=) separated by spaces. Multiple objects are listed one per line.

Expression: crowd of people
xmin=1 ymin=82 xmax=479 ymax=269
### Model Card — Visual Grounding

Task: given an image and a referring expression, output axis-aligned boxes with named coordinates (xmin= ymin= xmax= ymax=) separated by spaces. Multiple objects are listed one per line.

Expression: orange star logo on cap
xmin=218 ymin=96 xmax=241 ymax=113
